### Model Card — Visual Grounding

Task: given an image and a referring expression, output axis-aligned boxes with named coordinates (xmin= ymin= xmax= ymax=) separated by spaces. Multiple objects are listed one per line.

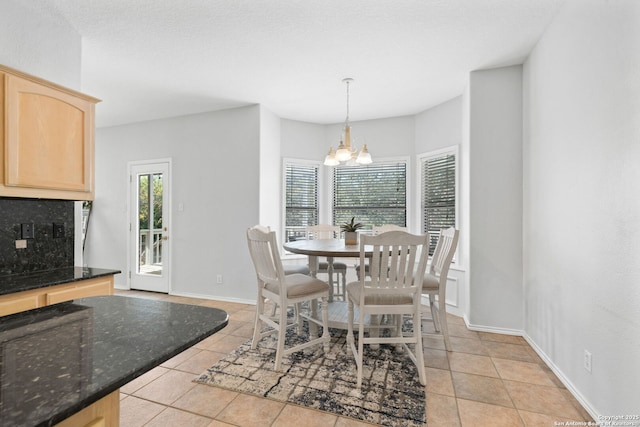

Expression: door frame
xmin=126 ymin=158 xmax=173 ymax=292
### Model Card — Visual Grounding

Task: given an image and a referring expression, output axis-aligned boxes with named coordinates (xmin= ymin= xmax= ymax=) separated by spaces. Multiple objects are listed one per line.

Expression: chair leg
xmin=413 ymin=308 xmax=426 ymax=385
xmin=274 ymin=302 xmax=287 ymax=371
xmin=320 ymin=296 xmax=330 ymax=353
xmin=356 ymin=308 xmax=366 ymax=389
xmin=294 ymin=303 xmax=303 ymax=333
xmin=251 ymin=295 xmax=264 ymax=349
xmin=346 ymin=299 xmax=359 ymax=384
xmin=429 ymin=294 xmax=441 ymax=332
xmin=438 ymin=299 xmax=451 ymax=351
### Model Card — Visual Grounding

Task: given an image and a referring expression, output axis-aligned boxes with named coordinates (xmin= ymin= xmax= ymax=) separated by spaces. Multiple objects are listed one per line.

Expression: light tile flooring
xmin=115 ymin=288 xmax=593 ymax=426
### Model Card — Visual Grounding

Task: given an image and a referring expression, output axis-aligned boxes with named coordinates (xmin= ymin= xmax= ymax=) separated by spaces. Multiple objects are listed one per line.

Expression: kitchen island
xmin=0 ymin=295 xmax=229 ymax=427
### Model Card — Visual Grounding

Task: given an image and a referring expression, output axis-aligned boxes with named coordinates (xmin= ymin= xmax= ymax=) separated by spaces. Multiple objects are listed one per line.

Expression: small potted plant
xmin=341 ymin=217 xmax=364 ymax=245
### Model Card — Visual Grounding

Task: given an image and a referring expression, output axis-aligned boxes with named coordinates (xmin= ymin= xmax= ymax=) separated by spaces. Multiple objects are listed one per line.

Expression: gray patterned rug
xmin=194 ymin=325 xmax=426 ymax=426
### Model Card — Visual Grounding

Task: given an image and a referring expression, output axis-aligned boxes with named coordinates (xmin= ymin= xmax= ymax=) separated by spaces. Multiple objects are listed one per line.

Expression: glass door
xmin=129 ymin=161 xmax=170 ymax=292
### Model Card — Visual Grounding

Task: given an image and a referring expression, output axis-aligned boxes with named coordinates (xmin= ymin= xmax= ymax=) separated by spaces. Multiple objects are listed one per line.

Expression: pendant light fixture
xmin=324 ymin=78 xmax=373 ymax=166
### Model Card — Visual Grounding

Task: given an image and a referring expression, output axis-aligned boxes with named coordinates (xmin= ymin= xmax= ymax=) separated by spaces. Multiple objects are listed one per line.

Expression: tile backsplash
xmin=0 ymin=198 xmax=75 ymax=275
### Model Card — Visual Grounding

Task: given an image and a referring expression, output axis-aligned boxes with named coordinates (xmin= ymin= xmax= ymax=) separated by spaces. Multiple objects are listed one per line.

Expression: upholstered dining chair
xmin=246 ymin=226 xmax=331 ymax=371
xmin=346 ymin=230 xmax=429 ymax=388
xmin=305 ymin=224 xmax=348 ymax=300
xmin=422 ymin=227 xmax=459 ymax=351
xmin=355 ymin=224 xmax=407 ymax=280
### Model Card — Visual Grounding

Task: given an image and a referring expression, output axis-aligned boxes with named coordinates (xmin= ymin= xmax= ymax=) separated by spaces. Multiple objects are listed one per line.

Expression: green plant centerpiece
xmin=341 ymin=217 xmax=364 ymax=245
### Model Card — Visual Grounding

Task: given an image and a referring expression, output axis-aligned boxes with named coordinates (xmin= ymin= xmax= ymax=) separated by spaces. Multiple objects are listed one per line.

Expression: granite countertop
xmin=0 ymin=295 xmax=229 ymax=427
xmin=0 ymin=266 xmax=121 ymax=296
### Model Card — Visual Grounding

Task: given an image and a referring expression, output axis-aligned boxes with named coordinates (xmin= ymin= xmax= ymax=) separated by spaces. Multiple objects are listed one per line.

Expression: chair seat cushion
xmin=284 ymin=264 xmax=310 ymax=275
xmin=318 ymin=261 xmax=347 ymax=271
xmin=422 ymin=273 xmax=439 ymax=291
xmin=346 ymin=282 xmax=413 ymax=305
xmin=265 ymin=274 xmax=329 ymax=298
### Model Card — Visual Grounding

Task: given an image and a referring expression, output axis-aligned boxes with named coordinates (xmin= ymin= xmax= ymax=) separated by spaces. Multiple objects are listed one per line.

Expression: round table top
xmin=283 ymin=239 xmax=371 ymax=257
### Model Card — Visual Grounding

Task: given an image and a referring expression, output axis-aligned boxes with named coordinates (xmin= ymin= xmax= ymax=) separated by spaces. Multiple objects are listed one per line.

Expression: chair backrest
xmin=430 ymin=228 xmax=459 ymax=282
xmin=246 ymin=225 xmax=285 ymax=297
xmin=306 ymin=224 xmax=339 ymax=240
xmin=372 ymin=224 xmax=407 ymax=235
xmin=359 ymin=230 xmax=430 ymax=297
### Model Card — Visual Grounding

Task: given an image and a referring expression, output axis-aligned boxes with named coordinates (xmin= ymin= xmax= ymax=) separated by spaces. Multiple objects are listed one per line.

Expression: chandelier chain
xmin=345 ymin=79 xmax=350 ymax=125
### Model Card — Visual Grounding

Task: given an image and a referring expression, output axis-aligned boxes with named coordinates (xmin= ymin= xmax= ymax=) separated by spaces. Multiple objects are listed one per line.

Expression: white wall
xmin=467 ymin=65 xmax=524 ymax=332
xmin=281 ymin=119 xmax=328 ymax=161
xmin=86 ymin=106 xmax=261 ymax=303
xmin=0 ymin=1 xmax=81 ymax=89
xmin=259 ymin=106 xmax=282 ymax=232
xmin=523 ymin=0 xmax=640 ymax=416
xmin=415 ymin=96 xmax=462 ymax=154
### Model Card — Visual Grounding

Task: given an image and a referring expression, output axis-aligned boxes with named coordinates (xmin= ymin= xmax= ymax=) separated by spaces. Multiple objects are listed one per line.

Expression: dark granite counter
xmin=0 ymin=267 xmax=121 ymax=296
xmin=0 ymin=295 xmax=228 ymax=427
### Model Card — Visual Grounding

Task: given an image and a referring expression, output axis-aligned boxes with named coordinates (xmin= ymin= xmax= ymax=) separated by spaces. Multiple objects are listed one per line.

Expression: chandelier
xmin=324 ymin=78 xmax=372 ymax=166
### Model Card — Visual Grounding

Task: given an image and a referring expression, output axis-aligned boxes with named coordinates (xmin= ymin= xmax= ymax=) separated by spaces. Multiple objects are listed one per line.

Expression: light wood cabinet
xmin=0 ymin=275 xmax=114 ymax=317
xmin=0 ymin=64 xmax=100 ymax=200
xmin=54 ymin=390 xmax=119 ymax=427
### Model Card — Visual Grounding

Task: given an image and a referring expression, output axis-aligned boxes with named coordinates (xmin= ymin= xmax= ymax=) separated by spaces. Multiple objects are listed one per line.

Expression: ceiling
xmin=42 ymin=0 xmax=565 ymax=128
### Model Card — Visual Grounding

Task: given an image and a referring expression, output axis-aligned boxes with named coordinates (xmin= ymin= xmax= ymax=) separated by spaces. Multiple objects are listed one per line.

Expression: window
xmin=284 ymin=161 xmax=319 ymax=242
xmin=332 ymin=161 xmax=407 ymax=229
xmin=420 ymin=148 xmax=457 ymax=255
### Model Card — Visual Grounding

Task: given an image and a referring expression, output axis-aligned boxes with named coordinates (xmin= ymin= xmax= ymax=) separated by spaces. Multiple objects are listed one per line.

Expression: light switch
xmin=15 ymin=240 xmax=27 ymax=249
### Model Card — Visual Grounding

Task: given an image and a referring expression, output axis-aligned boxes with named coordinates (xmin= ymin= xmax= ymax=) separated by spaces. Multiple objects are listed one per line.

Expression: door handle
xmin=162 ymin=236 xmax=168 ymax=241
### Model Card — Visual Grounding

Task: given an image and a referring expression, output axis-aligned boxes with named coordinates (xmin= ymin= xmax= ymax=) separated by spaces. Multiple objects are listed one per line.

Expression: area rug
xmin=194 ymin=325 xmax=426 ymax=426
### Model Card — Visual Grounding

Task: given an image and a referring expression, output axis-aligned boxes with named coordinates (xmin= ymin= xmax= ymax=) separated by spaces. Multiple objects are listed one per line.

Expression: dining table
xmin=283 ymin=238 xmax=367 ymax=300
xmin=283 ymin=238 xmax=377 ymax=330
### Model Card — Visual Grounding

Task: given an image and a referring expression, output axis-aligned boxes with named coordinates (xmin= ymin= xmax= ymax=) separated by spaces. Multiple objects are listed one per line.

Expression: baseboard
xmin=115 ymin=286 xmax=257 ymax=306
xmin=169 ymin=290 xmax=257 ymax=306
xmin=462 ymin=315 xmax=524 ymax=336
xmin=522 ymin=333 xmax=600 ymax=422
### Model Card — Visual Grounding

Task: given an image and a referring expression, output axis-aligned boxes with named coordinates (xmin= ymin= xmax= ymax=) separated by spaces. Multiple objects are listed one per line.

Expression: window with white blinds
xmin=420 ymin=149 xmax=457 ymax=255
xmin=332 ymin=162 xmax=407 ymax=229
xmin=284 ymin=162 xmax=319 ymax=242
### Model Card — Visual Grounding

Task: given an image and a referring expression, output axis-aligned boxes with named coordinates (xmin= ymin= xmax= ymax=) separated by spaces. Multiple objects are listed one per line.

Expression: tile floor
xmin=115 ymin=288 xmax=593 ymax=426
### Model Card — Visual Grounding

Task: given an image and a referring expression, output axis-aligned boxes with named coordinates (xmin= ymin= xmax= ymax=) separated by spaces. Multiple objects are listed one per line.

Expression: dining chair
xmin=246 ymin=226 xmax=331 ymax=371
xmin=355 ymin=224 xmax=407 ymax=280
xmin=422 ymin=227 xmax=459 ymax=351
xmin=346 ymin=230 xmax=429 ymax=388
xmin=253 ymin=225 xmax=311 ymax=276
xmin=305 ymin=224 xmax=348 ymax=300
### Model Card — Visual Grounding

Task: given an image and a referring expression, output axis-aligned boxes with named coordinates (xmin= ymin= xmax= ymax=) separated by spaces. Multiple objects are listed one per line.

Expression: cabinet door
xmin=45 ymin=278 xmax=113 ymax=305
xmin=4 ymin=74 xmax=94 ymax=195
xmin=0 ymin=294 xmax=40 ymax=316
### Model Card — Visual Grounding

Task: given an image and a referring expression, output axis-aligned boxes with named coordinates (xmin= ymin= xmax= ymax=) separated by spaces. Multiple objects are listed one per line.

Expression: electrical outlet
xmin=584 ymin=349 xmax=592 ymax=373
xmin=216 ymin=274 xmax=223 ymax=284
xmin=21 ymin=223 xmax=35 ymax=239
xmin=53 ymin=223 xmax=65 ymax=238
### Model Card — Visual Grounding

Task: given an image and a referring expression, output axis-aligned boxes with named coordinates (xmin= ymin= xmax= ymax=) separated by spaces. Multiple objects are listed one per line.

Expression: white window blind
xmin=332 ymin=162 xmax=407 ymax=229
xmin=284 ymin=162 xmax=318 ymax=242
xmin=421 ymin=152 xmax=456 ymax=255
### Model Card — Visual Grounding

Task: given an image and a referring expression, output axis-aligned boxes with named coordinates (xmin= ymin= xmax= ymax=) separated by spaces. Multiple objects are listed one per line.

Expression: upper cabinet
xmin=0 ymin=65 xmax=100 ymax=200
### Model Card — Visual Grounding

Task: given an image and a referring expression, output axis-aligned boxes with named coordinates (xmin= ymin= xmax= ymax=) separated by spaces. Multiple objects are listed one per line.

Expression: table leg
xmin=327 ymin=256 xmax=335 ymax=302
xmin=308 ymin=255 xmax=318 ymax=277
